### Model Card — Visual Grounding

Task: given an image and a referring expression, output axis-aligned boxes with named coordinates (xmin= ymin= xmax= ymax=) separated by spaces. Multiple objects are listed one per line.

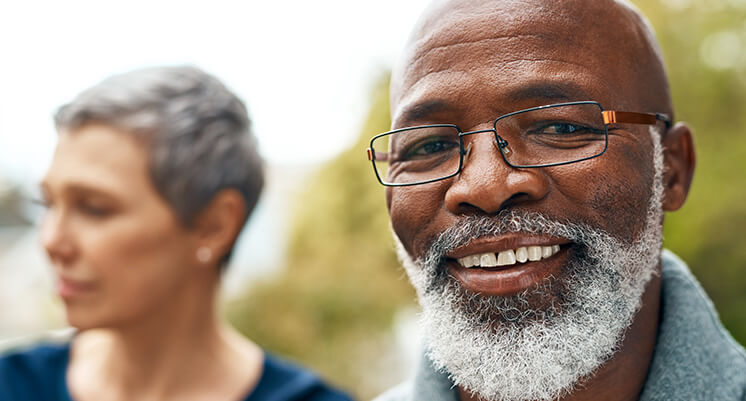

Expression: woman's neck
xmin=67 ymin=284 xmax=263 ymax=401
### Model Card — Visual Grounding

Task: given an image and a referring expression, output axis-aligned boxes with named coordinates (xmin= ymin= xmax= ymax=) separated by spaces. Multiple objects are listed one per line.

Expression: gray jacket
xmin=375 ymin=250 xmax=746 ymax=401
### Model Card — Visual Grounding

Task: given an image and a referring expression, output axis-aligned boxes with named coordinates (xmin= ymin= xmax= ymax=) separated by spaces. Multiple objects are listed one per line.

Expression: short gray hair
xmin=54 ymin=65 xmax=264 ymax=265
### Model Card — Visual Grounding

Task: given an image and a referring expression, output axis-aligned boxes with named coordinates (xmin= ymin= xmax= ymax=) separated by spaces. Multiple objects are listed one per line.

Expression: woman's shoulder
xmin=0 ymin=331 xmax=73 ymax=401
xmin=0 ymin=341 xmax=70 ymax=375
xmin=246 ymin=353 xmax=354 ymax=401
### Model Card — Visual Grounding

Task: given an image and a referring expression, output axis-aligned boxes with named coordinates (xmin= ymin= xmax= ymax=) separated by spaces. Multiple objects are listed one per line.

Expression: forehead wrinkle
xmin=404 ymin=33 xmax=580 ymax=88
xmin=395 ymin=58 xmax=613 ymax=125
xmin=403 ymin=2 xmax=594 ymax=73
xmin=409 ymin=33 xmax=546 ymax=72
xmin=394 ymin=0 xmax=672 ymax=121
xmin=407 ymin=57 xmax=600 ymax=88
xmin=409 ymin=0 xmax=569 ymax=50
xmin=397 ymin=32 xmax=604 ymax=104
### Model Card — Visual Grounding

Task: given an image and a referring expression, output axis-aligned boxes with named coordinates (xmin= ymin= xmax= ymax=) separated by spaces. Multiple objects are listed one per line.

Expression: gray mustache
xmin=415 ymin=211 xmax=602 ymax=296
xmin=422 ymin=211 xmax=596 ymax=270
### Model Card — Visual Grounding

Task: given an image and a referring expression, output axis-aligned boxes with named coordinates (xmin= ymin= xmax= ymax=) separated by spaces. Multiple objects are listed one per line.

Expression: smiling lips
xmin=57 ymin=276 xmax=96 ymax=299
xmin=457 ymin=245 xmax=562 ymax=268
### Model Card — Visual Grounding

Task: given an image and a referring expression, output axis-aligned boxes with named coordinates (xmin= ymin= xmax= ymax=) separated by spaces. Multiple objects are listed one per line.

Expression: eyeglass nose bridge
xmin=458 ymin=128 xmax=510 ymax=160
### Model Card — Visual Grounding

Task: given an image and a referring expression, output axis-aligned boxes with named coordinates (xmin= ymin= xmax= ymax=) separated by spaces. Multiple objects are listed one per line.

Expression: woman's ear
xmin=661 ymin=122 xmax=696 ymax=211
xmin=191 ymin=189 xmax=246 ymax=265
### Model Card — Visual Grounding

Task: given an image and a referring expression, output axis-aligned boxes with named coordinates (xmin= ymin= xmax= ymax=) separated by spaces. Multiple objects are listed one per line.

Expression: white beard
xmin=395 ymin=128 xmax=665 ymax=401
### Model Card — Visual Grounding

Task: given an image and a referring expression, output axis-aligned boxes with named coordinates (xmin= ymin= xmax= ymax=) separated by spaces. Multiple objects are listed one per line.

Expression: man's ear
xmin=191 ymin=189 xmax=246 ymax=265
xmin=661 ymin=122 xmax=696 ymax=211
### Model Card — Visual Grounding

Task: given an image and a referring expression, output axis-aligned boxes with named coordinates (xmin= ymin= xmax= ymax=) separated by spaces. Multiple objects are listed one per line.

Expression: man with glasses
xmin=369 ymin=1 xmax=745 ymax=400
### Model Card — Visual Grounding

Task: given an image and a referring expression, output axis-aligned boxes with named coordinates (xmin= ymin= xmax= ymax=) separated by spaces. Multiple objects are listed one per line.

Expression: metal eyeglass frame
xmin=366 ymin=101 xmax=672 ymax=187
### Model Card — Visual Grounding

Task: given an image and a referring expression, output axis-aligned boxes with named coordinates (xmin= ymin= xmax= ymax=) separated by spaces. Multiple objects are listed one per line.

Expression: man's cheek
xmin=388 ymin=186 xmax=445 ymax=256
xmin=591 ymin=154 xmax=656 ymax=239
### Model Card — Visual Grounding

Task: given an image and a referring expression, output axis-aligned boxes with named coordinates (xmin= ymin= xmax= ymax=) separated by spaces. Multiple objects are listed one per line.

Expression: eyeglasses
xmin=366 ymin=101 xmax=671 ymax=186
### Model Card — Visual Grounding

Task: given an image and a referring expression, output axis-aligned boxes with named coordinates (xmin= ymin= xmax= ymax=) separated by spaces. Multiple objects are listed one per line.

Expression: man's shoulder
xmin=641 ymin=250 xmax=746 ymax=400
xmin=659 ymin=250 xmax=746 ymax=364
xmin=372 ymin=381 xmax=413 ymax=401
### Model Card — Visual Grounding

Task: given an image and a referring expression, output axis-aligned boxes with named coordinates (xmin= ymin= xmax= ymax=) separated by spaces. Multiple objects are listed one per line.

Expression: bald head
xmin=391 ymin=0 xmax=672 ymax=123
xmin=382 ymin=2 xmax=698 ymax=399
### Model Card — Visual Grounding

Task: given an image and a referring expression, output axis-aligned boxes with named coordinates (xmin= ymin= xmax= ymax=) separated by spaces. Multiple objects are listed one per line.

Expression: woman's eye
xmin=78 ymin=202 xmax=113 ymax=217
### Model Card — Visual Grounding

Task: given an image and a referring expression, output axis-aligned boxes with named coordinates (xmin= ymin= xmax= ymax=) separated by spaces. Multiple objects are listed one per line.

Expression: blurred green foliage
xmin=637 ymin=0 xmax=746 ymax=343
xmin=226 ymin=74 xmax=414 ymax=399
xmin=227 ymin=0 xmax=745 ymax=398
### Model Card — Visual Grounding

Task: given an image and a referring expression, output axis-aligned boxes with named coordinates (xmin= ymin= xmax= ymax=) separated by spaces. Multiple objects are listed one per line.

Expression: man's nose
xmin=444 ymin=133 xmax=549 ymax=214
xmin=40 ymin=209 xmax=77 ymax=265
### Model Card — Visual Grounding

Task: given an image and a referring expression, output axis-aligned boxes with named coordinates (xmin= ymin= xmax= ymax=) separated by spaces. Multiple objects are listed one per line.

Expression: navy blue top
xmin=0 ymin=343 xmax=353 ymax=401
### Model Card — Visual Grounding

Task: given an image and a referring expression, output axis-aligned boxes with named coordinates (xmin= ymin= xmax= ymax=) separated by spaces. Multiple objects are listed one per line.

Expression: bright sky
xmin=0 ymin=0 xmax=431 ymax=186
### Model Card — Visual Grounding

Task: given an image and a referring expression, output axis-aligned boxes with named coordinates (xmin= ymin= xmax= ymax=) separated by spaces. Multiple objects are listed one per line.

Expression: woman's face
xmin=41 ymin=124 xmax=199 ymax=330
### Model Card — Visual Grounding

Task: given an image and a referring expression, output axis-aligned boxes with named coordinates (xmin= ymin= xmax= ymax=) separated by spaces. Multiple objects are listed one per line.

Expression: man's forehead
xmin=403 ymin=0 xmax=640 ymax=58
xmin=393 ymin=67 xmax=615 ymax=127
xmin=391 ymin=0 xmax=662 ymax=118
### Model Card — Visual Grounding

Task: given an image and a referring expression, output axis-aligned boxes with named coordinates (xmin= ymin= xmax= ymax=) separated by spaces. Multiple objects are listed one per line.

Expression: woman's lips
xmin=57 ymin=277 xmax=96 ymax=299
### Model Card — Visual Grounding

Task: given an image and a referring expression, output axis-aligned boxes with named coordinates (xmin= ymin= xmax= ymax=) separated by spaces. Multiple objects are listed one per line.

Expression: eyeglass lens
xmin=372 ymin=103 xmax=607 ymax=185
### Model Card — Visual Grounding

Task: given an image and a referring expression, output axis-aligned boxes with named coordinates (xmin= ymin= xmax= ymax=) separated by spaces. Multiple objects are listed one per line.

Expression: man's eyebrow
xmin=397 ymin=82 xmax=593 ymax=125
xmin=506 ymin=82 xmax=591 ymax=103
xmin=397 ymin=99 xmax=452 ymax=125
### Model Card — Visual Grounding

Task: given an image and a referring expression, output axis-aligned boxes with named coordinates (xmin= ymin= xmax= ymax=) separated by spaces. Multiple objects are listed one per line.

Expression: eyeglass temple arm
xmin=602 ymin=111 xmax=672 ymax=129
xmin=367 ymin=148 xmax=390 ymax=162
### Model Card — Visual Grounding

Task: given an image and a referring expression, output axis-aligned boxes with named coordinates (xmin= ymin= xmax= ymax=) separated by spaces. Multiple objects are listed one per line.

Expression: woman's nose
xmin=40 ymin=209 xmax=76 ymax=265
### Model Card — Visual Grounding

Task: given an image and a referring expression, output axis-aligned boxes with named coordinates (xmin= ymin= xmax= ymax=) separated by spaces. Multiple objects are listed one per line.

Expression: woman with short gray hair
xmin=0 ymin=66 xmax=352 ymax=401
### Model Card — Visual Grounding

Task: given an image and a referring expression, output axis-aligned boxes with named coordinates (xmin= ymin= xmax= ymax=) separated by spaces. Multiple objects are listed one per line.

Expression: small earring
xmin=196 ymin=247 xmax=212 ymax=264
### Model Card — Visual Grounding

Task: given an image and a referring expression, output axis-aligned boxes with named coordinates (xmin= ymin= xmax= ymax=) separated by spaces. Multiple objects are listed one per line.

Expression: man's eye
xmin=406 ymin=139 xmax=459 ymax=158
xmin=536 ymin=123 xmax=602 ymax=135
xmin=540 ymin=123 xmax=587 ymax=134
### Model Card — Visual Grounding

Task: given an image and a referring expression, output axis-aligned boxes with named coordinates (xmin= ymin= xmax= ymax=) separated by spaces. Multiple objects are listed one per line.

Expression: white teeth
xmin=480 ymin=252 xmax=498 ymax=267
xmin=496 ymin=249 xmax=517 ymax=266
xmin=457 ymin=244 xmax=563 ymax=268
xmin=459 ymin=255 xmax=476 ymax=268
xmin=458 ymin=254 xmax=483 ymax=268
xmin=527 ymin=246 xmax=542 ymax=261
xmin=469 ymin=255 xmax=480 ymax=267
xmin=515 ymin=247 xmax=528 ymax=263
xmin=542 ymin=246 xmax=553 ymax=258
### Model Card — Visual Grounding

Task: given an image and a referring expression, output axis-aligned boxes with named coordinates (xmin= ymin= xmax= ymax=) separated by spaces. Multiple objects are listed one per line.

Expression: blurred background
xmin=0 ymin=0 xmax=744 ymax=399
